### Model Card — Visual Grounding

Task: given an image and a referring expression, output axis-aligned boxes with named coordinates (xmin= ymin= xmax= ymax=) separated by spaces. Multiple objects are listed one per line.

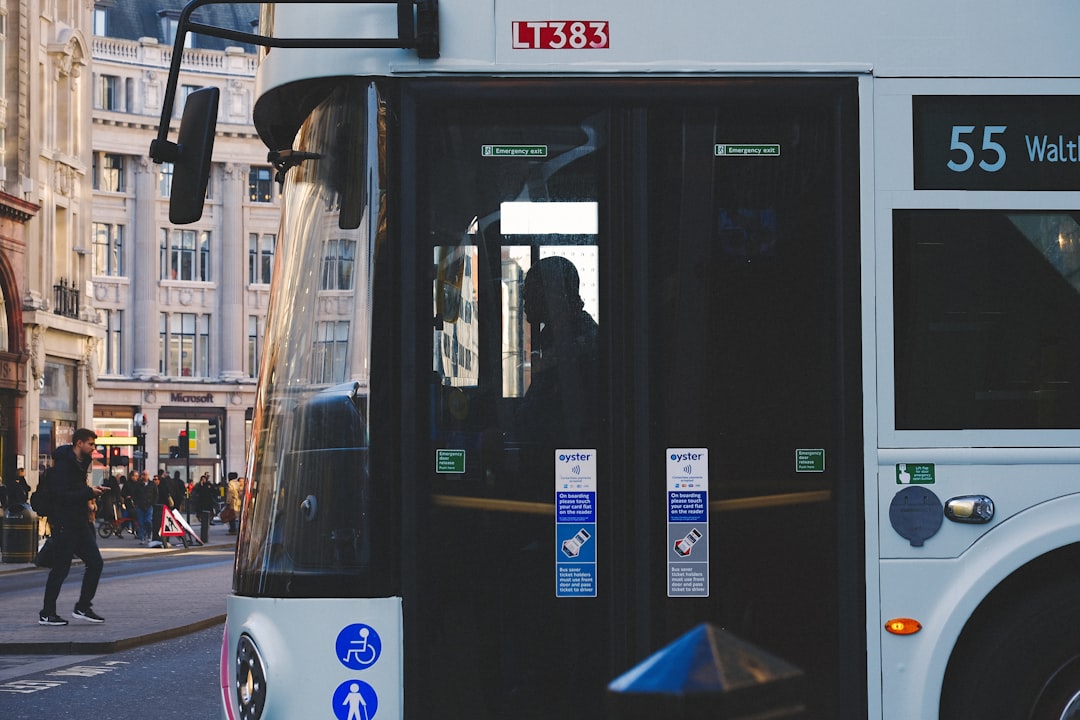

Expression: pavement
xmin=0 ymin=513 xmax=236 ymax=654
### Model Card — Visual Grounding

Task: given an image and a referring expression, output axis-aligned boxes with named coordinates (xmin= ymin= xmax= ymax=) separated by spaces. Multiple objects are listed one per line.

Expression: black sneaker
xmin=39 ymin=614 xmax=68 ymax=626
xmin=72 ymin=607 xmax=105 ymax=623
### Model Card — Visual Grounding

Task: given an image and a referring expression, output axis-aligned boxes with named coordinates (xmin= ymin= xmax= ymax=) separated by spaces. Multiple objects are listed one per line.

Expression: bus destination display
xmin=914 ymin=95 xmax=1080 ymax=190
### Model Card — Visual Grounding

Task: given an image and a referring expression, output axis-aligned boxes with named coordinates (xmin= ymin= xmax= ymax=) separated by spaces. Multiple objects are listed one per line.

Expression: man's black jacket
xmin=46 ymin=444 xmax=94 ymax=528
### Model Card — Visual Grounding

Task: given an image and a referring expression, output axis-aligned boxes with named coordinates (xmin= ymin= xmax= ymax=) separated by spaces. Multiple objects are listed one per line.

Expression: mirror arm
xmin=149 ymin=139 xmax=181 ymax=164
xmin=148 ymin=1 xmax=439 ymax=220
xmin=149 ymin=0 xmax=211 ymax=165
xmin=269 ymin=150 xmax=323 ymax=187
xmin=150 ymin=0 xmax=439 ymax=164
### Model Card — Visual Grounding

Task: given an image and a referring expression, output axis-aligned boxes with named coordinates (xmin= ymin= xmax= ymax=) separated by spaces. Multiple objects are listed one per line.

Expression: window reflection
xmin=434 ymin=245 xmax=479 ymax=387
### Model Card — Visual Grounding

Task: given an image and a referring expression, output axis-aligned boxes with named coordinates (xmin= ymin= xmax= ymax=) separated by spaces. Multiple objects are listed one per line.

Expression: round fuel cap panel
xmin=889 ymin=486 xmax=944 ymax=547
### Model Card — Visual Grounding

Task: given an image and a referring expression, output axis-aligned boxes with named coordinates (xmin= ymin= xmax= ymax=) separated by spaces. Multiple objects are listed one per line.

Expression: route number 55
xmin=947 ymin=125 xmax=1007 ymax=173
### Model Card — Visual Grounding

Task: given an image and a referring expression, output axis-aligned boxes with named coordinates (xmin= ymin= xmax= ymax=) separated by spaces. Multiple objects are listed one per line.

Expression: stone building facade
xmin=89 ymin=0 xmax=275 ymax=482
xmin=0 ymin=0 xmax=102 ymax=486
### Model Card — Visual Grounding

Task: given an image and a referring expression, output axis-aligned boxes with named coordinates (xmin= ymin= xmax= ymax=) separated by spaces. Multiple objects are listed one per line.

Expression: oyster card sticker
xmin=667 ymin=448 xmax=709 ymax=597
xmin=555 ymin=449 xmax=597 ymax=598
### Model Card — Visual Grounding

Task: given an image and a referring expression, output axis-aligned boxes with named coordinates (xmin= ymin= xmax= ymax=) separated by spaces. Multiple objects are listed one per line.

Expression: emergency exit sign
xmin=715 ymin=144 xmax=781 ymax=157
xmin=482 ymin=145 xmax=548 ymax=157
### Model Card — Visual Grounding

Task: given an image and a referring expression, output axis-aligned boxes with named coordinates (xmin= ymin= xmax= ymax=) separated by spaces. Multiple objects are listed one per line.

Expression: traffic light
xmin=208 ymin=418 xmax=220 ymax=447
xmin=109 ymin=446 xmax=128 ymax=467
xmin=178 ymin=430 xmax=189 ymax=458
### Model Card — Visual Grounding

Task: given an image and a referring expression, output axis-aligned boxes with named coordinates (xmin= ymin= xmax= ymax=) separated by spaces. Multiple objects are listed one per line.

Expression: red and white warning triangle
xmin=160 ymin=506 xmax=186 ymax=537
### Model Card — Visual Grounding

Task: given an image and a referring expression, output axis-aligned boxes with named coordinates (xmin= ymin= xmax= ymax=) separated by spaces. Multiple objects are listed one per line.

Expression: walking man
xmin=39 ymin=428 xmax=107 ymax=626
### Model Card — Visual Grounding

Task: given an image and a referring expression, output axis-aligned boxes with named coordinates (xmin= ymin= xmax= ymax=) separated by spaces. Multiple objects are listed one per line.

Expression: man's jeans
xmin=136 ymin=506 xmax=153 ymax=541
xmin=42 ymin=521 xmax=103 ymax=616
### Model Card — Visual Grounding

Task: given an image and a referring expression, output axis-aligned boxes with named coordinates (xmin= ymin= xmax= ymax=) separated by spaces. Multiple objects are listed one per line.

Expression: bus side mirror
xmin=168 ymin=86 xmax=219 ymax=224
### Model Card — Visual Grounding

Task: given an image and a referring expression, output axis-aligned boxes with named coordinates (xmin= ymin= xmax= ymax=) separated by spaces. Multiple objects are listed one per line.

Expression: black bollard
xmin=199 ymin=510 xmax=210 ymax=543
xmin=607 ymin=623 xmax=806 ymax=719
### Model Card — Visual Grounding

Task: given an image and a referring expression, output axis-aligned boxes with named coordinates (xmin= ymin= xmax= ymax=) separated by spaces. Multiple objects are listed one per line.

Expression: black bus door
xmin=403 ymin=78 xmax=862 ymax=720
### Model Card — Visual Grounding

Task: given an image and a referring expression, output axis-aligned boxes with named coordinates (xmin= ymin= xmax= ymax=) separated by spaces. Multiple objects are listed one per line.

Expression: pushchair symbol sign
xmin=336 ymin=624 xmax=383 ymax=670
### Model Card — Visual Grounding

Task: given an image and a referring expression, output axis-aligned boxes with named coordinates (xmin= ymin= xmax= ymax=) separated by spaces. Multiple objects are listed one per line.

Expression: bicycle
xmin=97 ymin=513 xmax=140 ymax=539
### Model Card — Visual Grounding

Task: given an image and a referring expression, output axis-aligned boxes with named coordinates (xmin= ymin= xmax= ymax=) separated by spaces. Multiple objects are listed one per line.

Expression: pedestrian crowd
xmin=0 ymin=428 xmax=248 ymax=629
xmin=2 ymin=466 xmax=246 ymax=547
xmin=93 ymin=468 xmax=245 ymax=545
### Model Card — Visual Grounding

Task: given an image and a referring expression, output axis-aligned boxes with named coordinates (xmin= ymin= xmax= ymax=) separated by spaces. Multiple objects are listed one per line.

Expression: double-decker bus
xmin=152 ymin=2 xmax=1080 ymax=718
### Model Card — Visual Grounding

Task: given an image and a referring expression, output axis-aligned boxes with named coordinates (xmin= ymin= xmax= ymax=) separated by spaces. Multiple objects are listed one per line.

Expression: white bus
xmin=152 ymin=2 xmax=1080 ymax=718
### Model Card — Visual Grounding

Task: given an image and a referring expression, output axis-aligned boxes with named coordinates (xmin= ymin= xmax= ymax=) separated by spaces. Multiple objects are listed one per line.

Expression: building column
xmin=225 ymin=405 xmax=247 ymax=477
xmin=132 ymin=157 xmax=160 ymax=377
xmin=141 ymin=403 xmax=160 ymax=474
xmin=219 ymin=164 xmax=247 ymax=380
xmin=78 ymin=337 xmax=97 ymax=429
xmin=26 ymin=326 xmax=43 ymax=478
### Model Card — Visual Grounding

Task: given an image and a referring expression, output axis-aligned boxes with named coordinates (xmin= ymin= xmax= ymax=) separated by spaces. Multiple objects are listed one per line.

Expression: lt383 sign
xmin=914 ymin=96 xmax=1080 ymax=190
xmin=511 ymin=21 xmax=610 ymax=49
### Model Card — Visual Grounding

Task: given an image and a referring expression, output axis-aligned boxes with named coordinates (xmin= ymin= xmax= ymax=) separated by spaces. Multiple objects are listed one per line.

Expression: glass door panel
xmin=645 ymin=85 xmax=861 ymax=718
xmin=416 ymin=98 xmax=607 ymax=719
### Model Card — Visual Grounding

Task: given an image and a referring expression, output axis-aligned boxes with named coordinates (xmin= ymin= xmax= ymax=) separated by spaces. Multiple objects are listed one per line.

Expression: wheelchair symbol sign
xmin=336 ymin=624 xmax=383 ymax=670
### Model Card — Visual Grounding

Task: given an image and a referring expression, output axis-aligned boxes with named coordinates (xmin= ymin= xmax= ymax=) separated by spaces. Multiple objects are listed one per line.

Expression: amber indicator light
xmin=885 ymin=618 xmax=922 ymax=635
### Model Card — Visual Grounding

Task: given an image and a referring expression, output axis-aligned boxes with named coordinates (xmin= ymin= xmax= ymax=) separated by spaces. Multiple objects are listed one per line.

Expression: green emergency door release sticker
xmin=795 ymin=449 xmax=825 ymax=472
xmin=436 ymin=449 xmax=465 ymax=473
xmin=896 ymin=463 xmax=935 ymax=484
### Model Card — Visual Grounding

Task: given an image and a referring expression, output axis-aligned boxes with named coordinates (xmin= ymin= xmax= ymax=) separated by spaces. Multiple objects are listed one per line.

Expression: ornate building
xmin=0 ymin=0 xmax=102 ymax=485
xmin=89 ymin=0 xmax=275 ymax=482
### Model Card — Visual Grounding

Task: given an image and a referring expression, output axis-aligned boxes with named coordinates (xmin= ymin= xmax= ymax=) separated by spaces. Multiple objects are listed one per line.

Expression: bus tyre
xmin=942 ymin=577 xmax=1080 ymax=720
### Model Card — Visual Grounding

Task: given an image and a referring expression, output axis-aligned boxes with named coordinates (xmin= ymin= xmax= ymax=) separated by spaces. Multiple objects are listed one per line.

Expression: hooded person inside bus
xmin=515 ymin=255 xmax=600 ymax=447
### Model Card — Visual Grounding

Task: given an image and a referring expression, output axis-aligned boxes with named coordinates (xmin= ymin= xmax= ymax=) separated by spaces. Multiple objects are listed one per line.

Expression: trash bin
xmin=607 ymin=623 xmax=806 ymax=719
xmin=2 ymin=516 xmax=39 ymax=563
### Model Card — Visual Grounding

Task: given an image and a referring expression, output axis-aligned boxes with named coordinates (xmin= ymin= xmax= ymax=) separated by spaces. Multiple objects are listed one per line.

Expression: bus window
xmin=233 ymin=81 xmax=394 ymax=599
xmin=894 ymin=210 xmax=1080 ymax=429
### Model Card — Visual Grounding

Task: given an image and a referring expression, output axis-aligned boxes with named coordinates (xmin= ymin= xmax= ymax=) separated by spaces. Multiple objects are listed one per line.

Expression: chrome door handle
xmin=944 ymin=495 xmax=995 ymax=524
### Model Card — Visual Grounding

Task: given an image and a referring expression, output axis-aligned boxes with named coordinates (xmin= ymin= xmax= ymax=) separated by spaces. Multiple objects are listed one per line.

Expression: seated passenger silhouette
xmin=515 ymin=255 xmax=599 ymax=447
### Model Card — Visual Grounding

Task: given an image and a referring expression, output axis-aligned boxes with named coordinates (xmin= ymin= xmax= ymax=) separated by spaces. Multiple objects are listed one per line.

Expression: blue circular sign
xmin=332 ymin=679 xmax=379 ymax=720
xmin=336 ymin=624 xmax=382 ymax=670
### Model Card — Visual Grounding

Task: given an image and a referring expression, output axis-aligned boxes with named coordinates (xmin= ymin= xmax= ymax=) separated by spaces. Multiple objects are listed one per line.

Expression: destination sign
xmin=914 ymin=96 xmax=1080 ymax=190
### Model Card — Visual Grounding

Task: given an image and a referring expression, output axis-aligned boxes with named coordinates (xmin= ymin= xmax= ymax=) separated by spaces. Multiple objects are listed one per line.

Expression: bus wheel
xmin=942 ymin=578 xmax=1080 ymax=720
xmin=1030 ymin=654 xmax=1080 ymax=720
